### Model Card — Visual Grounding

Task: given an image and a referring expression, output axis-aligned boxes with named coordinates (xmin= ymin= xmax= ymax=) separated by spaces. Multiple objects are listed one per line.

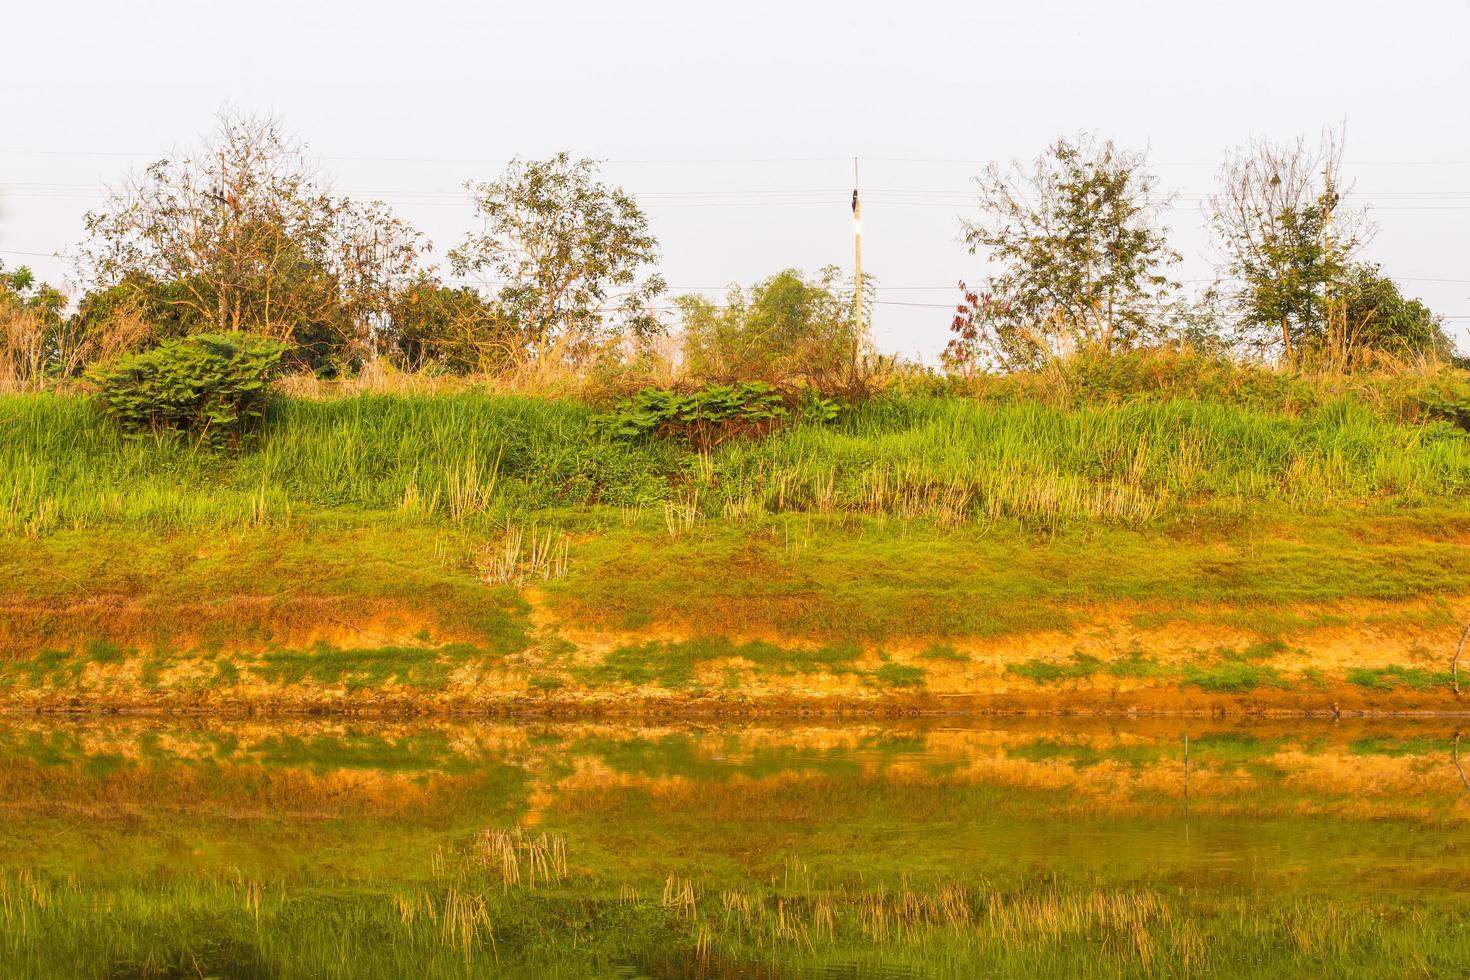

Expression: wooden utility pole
xmin=1323 ymin=160 xmax=1337 ymax=367
xmin=852 ymin=157 xmax=862 ymax=332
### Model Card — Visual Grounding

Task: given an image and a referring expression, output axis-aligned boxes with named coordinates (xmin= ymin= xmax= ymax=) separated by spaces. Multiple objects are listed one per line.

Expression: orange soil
xmin=3 ymin=592 xmax=1468 ymax=717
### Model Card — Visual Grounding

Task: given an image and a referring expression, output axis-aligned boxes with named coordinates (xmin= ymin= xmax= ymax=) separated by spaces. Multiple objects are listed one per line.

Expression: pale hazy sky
xmin=3 ymin=0 xmax=1468 ymax=357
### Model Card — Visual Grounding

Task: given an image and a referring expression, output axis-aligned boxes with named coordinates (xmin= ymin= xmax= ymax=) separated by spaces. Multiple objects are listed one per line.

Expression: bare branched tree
xmin=1207 ymin=128 xmax=1370 ymax=365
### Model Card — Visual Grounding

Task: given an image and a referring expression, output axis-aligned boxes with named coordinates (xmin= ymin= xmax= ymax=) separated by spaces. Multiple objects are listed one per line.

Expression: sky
xmin=2 ymin=0 xmax=1468 ymax=359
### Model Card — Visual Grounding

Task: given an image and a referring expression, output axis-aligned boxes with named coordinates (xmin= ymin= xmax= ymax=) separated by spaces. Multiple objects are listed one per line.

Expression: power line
xmin=4 ymin=181 xmax=1470 ymax=203
xmin=4 ymin=147 xmax=1470 ymax=167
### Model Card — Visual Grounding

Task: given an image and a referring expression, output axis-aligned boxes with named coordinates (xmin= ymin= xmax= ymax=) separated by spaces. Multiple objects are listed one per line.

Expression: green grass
xmin=544 ymin=510 xmax=1470 ymax=643
xmin=1181 ymin=661 xmax=1291 ymax=694
xmin=580 ymin=637 xmax=868 ymax=690
xmin=2 ymin=506 xmax=1467 ymax=705
xmin=5 ymin=382 xmax=1468 ymax=536
xmin=705 ymin=394 xmax=1470 ymax=526
xmin=253 ymin=644 xmax=473 ymax=690
xmin=0 ymin=392 xmax=679 ymax=535
xmin=3 ymin=380 xmax=1470 ymax=706
xmin=1006 ymin=650 xmax=1299 ymax=694
xmin=1007 ymin=653 xmax=1105 ymax=683
xmin=1346 ymin=665 xmax=1453 ymax=692
xmin=871 ymin=661 xmax=926 ymax=688
xmin=917 ymin=643 xmax=967 ymax=662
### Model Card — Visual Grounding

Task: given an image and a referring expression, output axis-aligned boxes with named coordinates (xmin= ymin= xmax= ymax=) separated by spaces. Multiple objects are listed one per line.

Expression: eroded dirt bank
xmin=3 ymin=592 xmax=1467 ymax=717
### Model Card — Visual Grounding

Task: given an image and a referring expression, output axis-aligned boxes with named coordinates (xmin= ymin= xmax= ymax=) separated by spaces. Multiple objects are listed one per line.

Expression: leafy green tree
xmin=1326 ymin=264 xmax=1455 ymax=366
xmin=678 ymin=267 xmax=869 ymax=386
xmin=961 ymin=135 xmax=1179 ymax=362
xmin=1208 ymin=131 xmax=1364 ymax=364
xmin=449 ymin=153 xmax=666 ymax=362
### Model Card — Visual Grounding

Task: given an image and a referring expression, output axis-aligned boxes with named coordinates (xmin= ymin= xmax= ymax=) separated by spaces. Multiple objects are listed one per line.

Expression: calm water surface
xmin=1 ymin=717 xmax=1467 ymax=977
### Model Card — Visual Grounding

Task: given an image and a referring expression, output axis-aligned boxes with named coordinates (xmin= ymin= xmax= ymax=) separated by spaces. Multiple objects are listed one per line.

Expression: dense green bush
xmin=87 ymin=333 xmax=289 ymax=447
xmin=596 ymin=382 xmax=839 ymax=448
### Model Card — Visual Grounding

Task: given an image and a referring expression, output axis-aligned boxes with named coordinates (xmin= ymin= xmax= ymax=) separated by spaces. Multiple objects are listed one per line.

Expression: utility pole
xmin=851 ymin=157 xmax=862 ymax=332
xmin=1323 ymin=159 xmax=1338 ymax=367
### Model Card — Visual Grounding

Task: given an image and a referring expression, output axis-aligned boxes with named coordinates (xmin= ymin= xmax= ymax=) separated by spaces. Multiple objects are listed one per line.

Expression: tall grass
xmin=0 ymin=852 xmax=1464 ymax=978
xmin=0 ymin=393 xmax=677 ymax=534
xmin=3 ymin=384 xmax=1467 ymax=535
xmin=709 ymin=395 xmax=1470 ymax=525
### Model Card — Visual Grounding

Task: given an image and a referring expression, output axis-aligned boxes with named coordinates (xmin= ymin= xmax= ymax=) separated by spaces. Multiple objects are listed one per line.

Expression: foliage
xmin=0 ymin=263 xmax=68 ymax=390
xmin=678 ymin=267 xmax=871 ymax=387
xmin=7 ymin=359 xmax=1470 ymax=536
xmin=1345 ymin=665 xmax=1451 ymax=692
xmin=449 ymin=153 xmax=666 ymax=361
xmin=86 ymin=332 xmax=289 ymax=447
xmin=388 ymin=274 xmax=522 ymax=374
xmin=77 ymin=109 xmax=424 ymax=373
xmin=1208 ymin=130 xmax=1365 ymax=363
xmin=1419 ymin=380 xmax=1470 ymax=431
xmin=942 ymin=282 xmax=1011 ymax=376
xmin=595 ymin=381 xmax=839 ymax=449
xmin=953 ymin=347 xmax=1470 ymax=428
xmin=699 ymin=391 xmax=1470 ymax=527
xmin=1317 ymin=263 xmax=1455 ymax=366
xmin=1 ymin=391 xmax=681 ymax=535
xmin=960 ymin=135 xmax=1179 ymax=365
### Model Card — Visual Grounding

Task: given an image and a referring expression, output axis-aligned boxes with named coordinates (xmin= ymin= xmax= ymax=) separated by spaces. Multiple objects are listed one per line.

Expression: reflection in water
xmin=0 ymin=718 xmax=1467 ymax=977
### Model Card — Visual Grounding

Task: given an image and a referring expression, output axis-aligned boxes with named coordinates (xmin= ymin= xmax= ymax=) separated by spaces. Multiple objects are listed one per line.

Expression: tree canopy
xmin=961 ymin=135 xmax=1180 ymax=364
xmin=449 ymin=153 xmax=666 ymax=364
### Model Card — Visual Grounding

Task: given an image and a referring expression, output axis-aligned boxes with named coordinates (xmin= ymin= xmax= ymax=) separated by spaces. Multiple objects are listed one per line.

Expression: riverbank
xmin=5 ymin=508 xmax=1468 ymax=716
xmin=6 ymin=366 xmax=1469 ymax=717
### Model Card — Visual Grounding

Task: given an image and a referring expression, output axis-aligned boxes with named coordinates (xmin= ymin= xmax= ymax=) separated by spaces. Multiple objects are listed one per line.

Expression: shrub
xmin=1419 ymin=380 xmax=1470 ymax=432
xmin=87 ymin=332 xmax=289 ymax=447
xmin=677 ymin=267 xmax=867 ymax=390
xmin=596 ymin=382 xmax=838 ymax=449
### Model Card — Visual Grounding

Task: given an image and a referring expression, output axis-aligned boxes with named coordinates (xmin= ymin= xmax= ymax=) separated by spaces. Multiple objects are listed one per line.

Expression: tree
xmin=1328 ymin=263 xmax=1454 ymax=366
xmin=1207 ymin=130 xmax=1366 ymax=364
xmin=961 ymin=135 xmax=1179 ymax=362
xmin=678 ymin=267 xmax=870 ymax=386
xmin=449 ymin=154 xmax=666 ymax=363
xmin=942 ymin=283 xmax=1024 ymax=375
xmin=388 ymin=273 xmax=520 ymax=374
xmin=0 ymin=264 xmax=66 ymax=389
xmin=78 ymin=109 xmax=425 ymax=372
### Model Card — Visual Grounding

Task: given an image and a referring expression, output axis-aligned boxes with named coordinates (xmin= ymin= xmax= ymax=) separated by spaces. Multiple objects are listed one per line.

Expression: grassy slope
xmin=3 ymin=370 xmax=1469 ymax=713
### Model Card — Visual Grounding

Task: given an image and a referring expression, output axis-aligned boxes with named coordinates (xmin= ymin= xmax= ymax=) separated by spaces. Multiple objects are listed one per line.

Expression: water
xmin=1 ymin=717 xmax=1467 ymax=977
